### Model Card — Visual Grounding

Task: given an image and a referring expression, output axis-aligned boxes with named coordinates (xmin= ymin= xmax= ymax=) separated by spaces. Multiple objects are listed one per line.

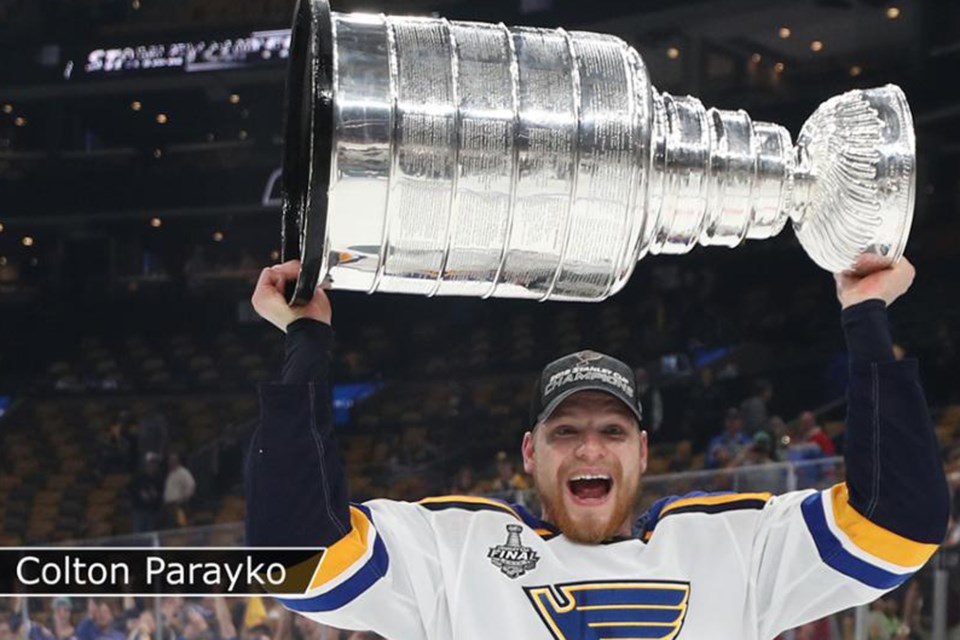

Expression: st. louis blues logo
xmin=488 ymin=525 xmax=540 ymax=578
xmin=524 ymin=580 xmax=691 ymax=640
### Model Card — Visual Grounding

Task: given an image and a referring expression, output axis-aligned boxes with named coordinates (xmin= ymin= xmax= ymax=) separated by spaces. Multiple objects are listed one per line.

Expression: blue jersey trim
xmin=800 ymin=492 xmax=913 ymax=590
xmin=278 ymin=504 xmax=389 ymax=612
xmin=634 ymin=491 xmax=714 ymax=539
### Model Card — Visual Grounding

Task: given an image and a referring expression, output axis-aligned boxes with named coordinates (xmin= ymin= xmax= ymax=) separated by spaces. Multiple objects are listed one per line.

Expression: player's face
xmin=522 ymin=391 xmax=647 ymax=544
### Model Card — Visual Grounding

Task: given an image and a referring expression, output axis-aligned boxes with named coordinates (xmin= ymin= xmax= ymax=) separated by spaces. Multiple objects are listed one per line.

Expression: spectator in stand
xmin=705 ymin=408 xmax=751 ymax=469
xmin=447 ymin=465 xmax=480 ymax=496
xmin=866 ymin=596 xmax=909 ymax=640
xmin=727 ymin=432 xmax=785 ymax=493
xmin=484 ymin=451 xmax=529 ymax=504
xmin=293 ymin=611 xmax=342 ymax=640
xmin=5 ymin=596 xmax=61 ymax=640
xmin=126 ymin=610 xmax=161 ymax=640
xmin=786 ymin=411 xmax=837 ymax=488
xmin=740 ymin=379 xmax=773 ymax=435
xmin=765 ymin=415 xmax=790 ymax=456
xmin=101 ymin=410 xmax=137 ymax=475
xmin=732 ymin=432 xmax=778 ymax=466
xmin=180 ymin=604 xmax=213 ymax=640
xmin=211 ymin=597 xmax=238 ymax=640
xmin=795 ymin=411 xmax=836 ymax=456
xmin=51 ymin=598 xmax=76 ymax=640
xmin=131 ymin=453 xmax=164 ymax=533
xmin=137 ymin=407 xmax=169 ymax=463
xmin=77 ymin=599 xmax=127 ymax=640
xmin=634 ymin=368 xmax=663 ymax=435
xmin=163 ymin=452 xmax=196 ymax=528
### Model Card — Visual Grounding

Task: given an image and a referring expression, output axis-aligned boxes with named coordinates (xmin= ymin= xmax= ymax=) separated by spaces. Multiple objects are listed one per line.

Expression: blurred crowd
xmin=0 ymin=596 xmax=383 ymax=640
xmin=95 ymin=408 xmax=196 ymax=533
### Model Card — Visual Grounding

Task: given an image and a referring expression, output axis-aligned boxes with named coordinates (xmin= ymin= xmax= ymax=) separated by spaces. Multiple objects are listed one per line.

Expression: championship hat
xmin=530 ymin=350 xmax=643 ymax=426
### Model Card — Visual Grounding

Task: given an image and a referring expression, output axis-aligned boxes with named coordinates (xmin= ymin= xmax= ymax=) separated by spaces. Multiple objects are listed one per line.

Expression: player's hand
xmin=251 ymin=260 xmax=332 ymax=332
xmin=834 ymin=256 xmax=915 ymax=310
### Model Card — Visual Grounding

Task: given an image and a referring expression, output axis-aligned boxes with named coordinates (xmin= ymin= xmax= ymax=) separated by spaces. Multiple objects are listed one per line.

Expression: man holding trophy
xmin=245 ymin=0 xmax=949 ymax=638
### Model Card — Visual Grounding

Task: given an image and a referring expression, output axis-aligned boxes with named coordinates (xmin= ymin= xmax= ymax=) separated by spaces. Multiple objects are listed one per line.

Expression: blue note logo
xmin=524 ymin=580 xmax=690 ymax=640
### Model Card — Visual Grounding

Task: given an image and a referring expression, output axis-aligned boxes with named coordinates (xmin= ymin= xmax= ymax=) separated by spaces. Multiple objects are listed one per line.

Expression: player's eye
xmin=554 ymin=425 xmax=578 ymax=437
xmin=602 ymin=425 xmax=626 ymax=437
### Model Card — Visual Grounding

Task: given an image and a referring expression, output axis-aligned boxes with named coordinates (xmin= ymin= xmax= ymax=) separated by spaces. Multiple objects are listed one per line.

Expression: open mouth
xmin=567 ymin=474 xmax=613 ymax=502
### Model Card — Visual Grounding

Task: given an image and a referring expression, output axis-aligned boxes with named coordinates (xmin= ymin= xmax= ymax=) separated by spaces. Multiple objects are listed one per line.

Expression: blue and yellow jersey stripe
xmin=800 ymin=482 xmax=937 ymax=589
xmin=638 ymin=490 xmax=773 ymax=541
xmin=658 ymin=492 xmax=773 ymax=518
xmin=279 ymin=504 xmax=389 ymax=612
xmin=418 ymin=494 xmax=524 ymax=519
xmin=418 ymin=495 xmax=558 ymax=538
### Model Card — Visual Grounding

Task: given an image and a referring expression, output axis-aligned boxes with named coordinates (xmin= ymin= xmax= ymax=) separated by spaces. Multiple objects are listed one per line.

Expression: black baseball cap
xmin=530 ymin=350 xmax=643 ymax=427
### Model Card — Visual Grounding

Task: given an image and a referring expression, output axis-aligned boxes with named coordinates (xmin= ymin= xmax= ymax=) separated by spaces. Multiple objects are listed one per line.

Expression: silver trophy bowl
xmin=281 ymin=0 xmax=916 ymax=304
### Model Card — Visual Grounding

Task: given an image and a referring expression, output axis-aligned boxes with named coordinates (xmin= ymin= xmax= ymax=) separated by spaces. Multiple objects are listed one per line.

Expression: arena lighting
xmin=22 ymin=236 xmax=34 ymax=247
xmin=270 ymin=250 xmax=280 ymax=261
xmin=150 ymin=217 xmax=162 ymax=228
xmin=132 ymin=0 xmax=141 ymax=9
xmin=750 ymin=53 xmax=762 ymax=64
xmin=850 ymin=64 xmax=863 ymax=77
xmin=131 ymin=100 xmax=142 ymax=111
xmin=239 ymin=130 xmax=249 ymax=140
xmin=0 ymin=257 xmax=6 ymax=266
xmin=14 ymin=116 xmax=26 ymax=127
xmin=2 ymin=104 xmax=12 ymax=114
xmin=886 ymin=6 xmax=900 ymax=19
xmin=212 ymin=231 xmax=225 ymax=242
xmin=774 ymin=62 xmax=785 ymax=73
xmin=229 ymin=93 xmax=241 ymax=104
xmin=0 ymin=222 xmax=4 ymax=233
xmin=152 ymin=148 xmax=162 ymax=158
xmin=666 ymin=47 xmax=680 ymax=59
xmin=156 ymin=113 xmax=168 ymax=124
xmin=810 ymin=40 xmax=824 ymax=52
xmin=778 ymin=26 xmax=791 ymax=39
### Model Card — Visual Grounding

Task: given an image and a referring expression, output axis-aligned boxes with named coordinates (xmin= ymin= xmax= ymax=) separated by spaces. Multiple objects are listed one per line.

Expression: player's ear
xmin=522 ymin=430 xmax=535 ymax=474
xmin=638 ymin=429 xmax=649 ymax=475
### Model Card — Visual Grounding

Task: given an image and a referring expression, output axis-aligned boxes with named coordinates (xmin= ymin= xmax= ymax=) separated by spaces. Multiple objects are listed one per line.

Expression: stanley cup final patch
xmin=488 ymin=525 xmax=540 ymax=579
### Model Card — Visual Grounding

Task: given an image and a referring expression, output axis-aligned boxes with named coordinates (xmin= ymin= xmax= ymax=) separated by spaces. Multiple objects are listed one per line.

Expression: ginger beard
xmin=523 ymin=391 xmax=647 ymax=544
xmin=533 ymin=454 xmax=641 ymax=544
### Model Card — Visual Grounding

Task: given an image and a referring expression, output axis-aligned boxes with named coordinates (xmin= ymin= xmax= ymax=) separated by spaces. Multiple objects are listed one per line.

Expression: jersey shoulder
xmin=635 ymin=490 xmax=774 ymax=541
xmin=415 ymin=495 xmax=559 ymax=539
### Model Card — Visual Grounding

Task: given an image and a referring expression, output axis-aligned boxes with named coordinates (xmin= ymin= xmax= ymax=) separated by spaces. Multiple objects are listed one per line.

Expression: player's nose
xmin=574 ymin=430 xmax=607 ymax=461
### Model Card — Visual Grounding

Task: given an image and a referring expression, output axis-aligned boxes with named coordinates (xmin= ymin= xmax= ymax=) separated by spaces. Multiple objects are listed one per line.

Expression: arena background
xmin=1 ymin=0 xmax=958 ymax=638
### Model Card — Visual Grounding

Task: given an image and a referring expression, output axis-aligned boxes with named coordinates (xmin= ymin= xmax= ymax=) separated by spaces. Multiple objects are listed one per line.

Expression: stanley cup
xmin=281 ymin=0 xmax=916 ymax=304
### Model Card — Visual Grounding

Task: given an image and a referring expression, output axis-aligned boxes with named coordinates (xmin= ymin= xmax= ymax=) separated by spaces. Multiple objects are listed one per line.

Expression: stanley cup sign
xmin=281 ymin=0 xmax=916 ymax=304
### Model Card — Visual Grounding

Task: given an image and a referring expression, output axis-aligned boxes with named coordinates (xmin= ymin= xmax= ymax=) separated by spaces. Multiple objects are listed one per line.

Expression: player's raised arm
xmin=245 ymin=260 xmax=348 ymax=549
xmin=244 ymin=262 xmax=438 ymax=639
xmin=833 ymin=258 xmax=948 ymax=553
xmin=748 ymin=258 xmax=950 ymax=638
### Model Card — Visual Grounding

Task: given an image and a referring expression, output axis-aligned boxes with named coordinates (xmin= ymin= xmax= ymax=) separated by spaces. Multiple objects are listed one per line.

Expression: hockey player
xmin=246 ymin=258 xmax=948 ymax=639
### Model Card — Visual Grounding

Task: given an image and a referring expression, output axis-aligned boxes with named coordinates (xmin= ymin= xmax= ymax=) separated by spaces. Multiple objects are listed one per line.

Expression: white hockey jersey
xmin=275 ymin=484 xmax=937 ymax=640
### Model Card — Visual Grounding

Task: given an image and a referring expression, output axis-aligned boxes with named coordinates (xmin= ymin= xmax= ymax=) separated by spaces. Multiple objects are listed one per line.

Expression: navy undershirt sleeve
xmin=841 ymin=299 xmax=949 ymax=543
xmin=245 ymin=318 xmax=351 ymax=548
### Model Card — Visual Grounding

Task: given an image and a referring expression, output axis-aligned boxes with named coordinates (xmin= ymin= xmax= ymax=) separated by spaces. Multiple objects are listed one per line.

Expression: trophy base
xmin=282 ymin=0 xmax=335 ymax=305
